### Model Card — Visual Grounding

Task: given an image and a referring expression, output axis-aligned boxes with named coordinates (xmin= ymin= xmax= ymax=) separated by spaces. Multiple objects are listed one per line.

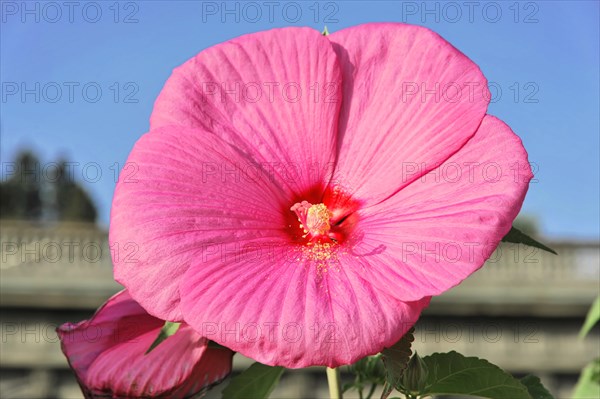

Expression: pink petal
xmin=351 ymin=115 xmax=533 ymax=301
xmin=328 ymin=23 xmax=490 ymax=204
xmin=150 ymin=27 xmax=342 ymax=196
xmin=58 ymin=290 xmax=233 ymax=398
xmin=179 ymin=244 xmax=429 ymax=368
xmin=110 ymin=126 xmax=290 ymax=320
xmin=57 ymin=290 xmax=163 ymax=383
xmin=86 ymin=326 xmax=230 ymax=398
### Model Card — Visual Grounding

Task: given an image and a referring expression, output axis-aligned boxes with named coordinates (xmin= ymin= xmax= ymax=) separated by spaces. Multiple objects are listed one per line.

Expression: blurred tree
xmin=0 ymin=151 xmax=42 ymax=220
xmin=54 ymin=160 xmax=97 ymax=223
xmin=0 ymin=151 xmax=97 ymax=223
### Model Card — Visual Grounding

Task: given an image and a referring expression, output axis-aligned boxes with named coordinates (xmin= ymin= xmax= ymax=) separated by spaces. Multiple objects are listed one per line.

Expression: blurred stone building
xmin=0 ymin=151 xmax=598 ymax=398
xmin=0 ymin=220 xmax=598 ymax=398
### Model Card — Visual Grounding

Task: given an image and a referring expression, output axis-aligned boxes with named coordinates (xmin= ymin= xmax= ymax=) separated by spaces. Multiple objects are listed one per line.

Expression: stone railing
xmin=0 ymin=221 xmax=119 ymax=308
xmin=1 ymin=222 xmax=598 ymax=314
xmin=0 ymin=222 xmax=598 ymax=393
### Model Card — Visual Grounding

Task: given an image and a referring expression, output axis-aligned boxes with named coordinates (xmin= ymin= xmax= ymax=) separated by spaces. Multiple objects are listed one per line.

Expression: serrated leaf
xmin=381 ymin=328 xmax=414 ymax=390
xmin=520 ymin=375 xmax=555 ymax=399
xmin=221 ymin=362 xmax=284 ymax=399
xmin=502 ymin=227 xmax=557 ymax=254
xmin=421 ymin=351 xmax=531 ymax=399
xmin=580 ymin=295 xmax=600 ymax=338
xmin=573 ymin=358 xmax=600 ymax=398
xmin=145 ymin=321 xmax=180 ymax=354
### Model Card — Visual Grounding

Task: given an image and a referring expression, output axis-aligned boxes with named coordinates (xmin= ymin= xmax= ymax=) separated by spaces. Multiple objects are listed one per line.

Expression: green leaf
xmin=145 ymin=321 xmax=180 ymax=354
xmin=380 ymin=381 xmax=393 ymax=399
xmin=520 ymin=375 xmax=555 ymax=399
xmin=221 ymin=362 xmax=284 ymax=399
xmin=502 ymin=226 xmax=557 ymax=254
xmin=346 ymin=356 xmax=384 ymax=391
xmin=342 ymin=382 xmax=355 ymax=393
xmin=580 ymin=295 xmax=600 ymax=338
xmin=348 ymin=355 xmax=386 ymax=383
xmin=421 ymin=351 xmax=531 ymax=399
xmin=346 ymin=355 xmax=386 ymax=397
xmin=381 ymin=327 xmax=414 ymax=390
xmin=322 ymin=26 xmax=330 ymax=36
xmin=573 ymin=358 xmax=600 ymax=398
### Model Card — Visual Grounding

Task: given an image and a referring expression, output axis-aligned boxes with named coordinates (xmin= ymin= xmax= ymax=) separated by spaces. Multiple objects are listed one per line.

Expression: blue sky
xmin=1 ymin=1 xmax=599 ymax=240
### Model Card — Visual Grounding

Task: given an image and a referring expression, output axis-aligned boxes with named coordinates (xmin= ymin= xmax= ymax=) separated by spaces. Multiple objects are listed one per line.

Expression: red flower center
xmin=285 ymin=186 xmax=360 ymax=247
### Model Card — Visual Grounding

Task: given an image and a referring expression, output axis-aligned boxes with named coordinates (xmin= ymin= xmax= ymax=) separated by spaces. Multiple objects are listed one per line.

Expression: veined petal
xmin=352 ymin=115 xmax=533 ymax=301
xmin=85 ymin=326 xmax=230 ymax=398
xmin=57 ymin=290 xmax=161 ymax=383
xmin=150 ymin=27 xmax=342 ymax=196
xmin=328 ymin=22 xmax=490 ymax=204
xmin=57 ymin=290 xmax=234 ymax=398
xmin=179 ymin=244 xmax=429 ymax=368
xmin=110 ymin=126 xmax=290 ymax=320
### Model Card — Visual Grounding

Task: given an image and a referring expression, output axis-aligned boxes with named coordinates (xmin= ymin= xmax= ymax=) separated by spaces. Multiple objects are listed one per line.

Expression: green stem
xmin=326 ymin=367 xmax=343 ymax=399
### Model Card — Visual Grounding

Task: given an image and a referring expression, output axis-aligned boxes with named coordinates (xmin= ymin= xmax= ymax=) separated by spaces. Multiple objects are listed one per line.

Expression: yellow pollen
xmin=299 ymin=242 xmax=340 ymax=279
xmin=304 ymin=242 xmax=335 ymax=261
xmin=290 ymin=201 xmax=333 ymax=238
xmin=290 ymin=201 xmax=342 ymax=282
xmin=306 ymin=204 xmax=332 ymax=236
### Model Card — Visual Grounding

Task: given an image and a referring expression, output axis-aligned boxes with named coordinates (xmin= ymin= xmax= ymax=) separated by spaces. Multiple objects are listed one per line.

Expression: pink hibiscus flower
xmin=57 ymin=290 xmax=233 ymax=398
xmin=110 ymin=23 xmax=532 ymax=368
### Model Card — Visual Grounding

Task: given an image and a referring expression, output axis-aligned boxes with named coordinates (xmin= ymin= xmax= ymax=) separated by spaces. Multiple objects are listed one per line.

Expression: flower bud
xmin=401 ymin=352 xmax=429 ymax=394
